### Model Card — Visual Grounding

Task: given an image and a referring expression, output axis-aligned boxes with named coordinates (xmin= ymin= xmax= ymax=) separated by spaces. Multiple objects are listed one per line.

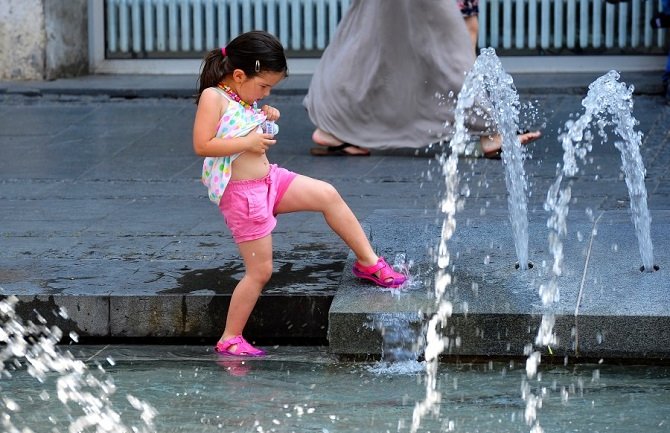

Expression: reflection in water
xmin=529 ymin=71 xmax=658 ymax=432
xmin=413 ymin=47 xmax=535 ymax=433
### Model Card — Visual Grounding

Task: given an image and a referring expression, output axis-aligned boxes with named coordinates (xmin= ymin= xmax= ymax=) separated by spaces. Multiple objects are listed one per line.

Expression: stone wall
xmin=0 ymin=0 xmax=88 ymax=80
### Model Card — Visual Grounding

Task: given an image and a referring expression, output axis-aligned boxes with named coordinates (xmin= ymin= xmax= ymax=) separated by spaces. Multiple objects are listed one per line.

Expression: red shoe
xmin=353 ymin=257 xmax=407 ymax=288
xmin=215 ymin=335 xmax=265 ymax=357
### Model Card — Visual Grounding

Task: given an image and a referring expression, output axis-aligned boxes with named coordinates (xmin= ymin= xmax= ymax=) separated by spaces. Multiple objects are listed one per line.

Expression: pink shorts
xmin=219 ymin=164 xmax=298 ymax=244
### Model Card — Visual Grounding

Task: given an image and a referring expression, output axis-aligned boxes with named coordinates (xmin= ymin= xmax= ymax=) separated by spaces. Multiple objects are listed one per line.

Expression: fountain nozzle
xmin=639 ymin=264 xmax=660 ymax=272
xmin=515 ymin=261 xmax=534 ymax=270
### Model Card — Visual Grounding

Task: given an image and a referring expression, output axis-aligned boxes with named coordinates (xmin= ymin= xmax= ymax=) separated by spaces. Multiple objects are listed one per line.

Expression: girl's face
xmin=233 ymin=70 xmax=285 ymax=105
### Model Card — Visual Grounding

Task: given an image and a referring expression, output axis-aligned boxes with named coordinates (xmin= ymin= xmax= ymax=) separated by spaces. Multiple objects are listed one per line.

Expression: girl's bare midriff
xmin=230 ymin=150 xmax=270 ymax=180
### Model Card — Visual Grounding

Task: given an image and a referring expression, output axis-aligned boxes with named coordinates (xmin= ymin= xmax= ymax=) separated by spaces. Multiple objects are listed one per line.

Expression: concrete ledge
xmin=1 ymin=252 xmax=341 ymax=343
xmin=6 ymin=292 xmax=333 ymax=343
xmin=328 ymin=209 xmax=670 ymax=359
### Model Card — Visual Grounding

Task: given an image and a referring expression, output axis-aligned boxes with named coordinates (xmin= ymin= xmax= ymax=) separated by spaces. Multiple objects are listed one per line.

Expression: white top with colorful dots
xmin=201 ymin=88 xmax=267 ymax=205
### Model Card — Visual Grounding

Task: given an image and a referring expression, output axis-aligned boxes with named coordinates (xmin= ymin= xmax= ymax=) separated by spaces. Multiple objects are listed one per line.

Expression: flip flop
xmin=483 ymin=149 xmax=502 ymax=160
xmin=309 ymin=143 xmax=370 ymax=156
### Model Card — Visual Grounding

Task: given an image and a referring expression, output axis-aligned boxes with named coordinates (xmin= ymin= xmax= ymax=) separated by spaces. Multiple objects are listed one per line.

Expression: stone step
xmin=1 ymin=242 xmax=343 ymax=344
xmin=328 ymin=209 xmax=670 ymax=359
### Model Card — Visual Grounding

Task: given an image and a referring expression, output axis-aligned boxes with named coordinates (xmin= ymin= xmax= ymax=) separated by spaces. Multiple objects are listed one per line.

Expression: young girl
xmin=193 ymin=31 xmax=406 ymax=357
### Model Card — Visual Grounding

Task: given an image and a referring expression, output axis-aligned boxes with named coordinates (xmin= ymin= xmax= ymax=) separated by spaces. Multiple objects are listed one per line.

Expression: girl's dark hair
xmin=196 ymin=30 xmax=288 ymax=103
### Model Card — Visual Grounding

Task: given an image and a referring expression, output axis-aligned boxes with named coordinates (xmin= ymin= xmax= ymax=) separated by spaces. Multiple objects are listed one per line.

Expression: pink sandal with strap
xmin=215 ymin=335 xmax=265 ymax=357
xmin=353 ymin=257 xmax=407 ymax=289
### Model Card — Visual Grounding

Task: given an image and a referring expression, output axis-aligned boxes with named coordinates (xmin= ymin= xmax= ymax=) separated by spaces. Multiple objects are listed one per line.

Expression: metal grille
xmin=479 ymin=0 xmax=667 ymax=51
xmin=104 ymin=0 xmax=667 ymax=57
xmin=105 ymin=0 xmax=350 ymax=55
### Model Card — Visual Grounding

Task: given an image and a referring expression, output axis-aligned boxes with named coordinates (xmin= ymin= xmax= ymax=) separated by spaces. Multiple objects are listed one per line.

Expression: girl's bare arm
xmin=193 ymin=89 xmax=274 ymax=157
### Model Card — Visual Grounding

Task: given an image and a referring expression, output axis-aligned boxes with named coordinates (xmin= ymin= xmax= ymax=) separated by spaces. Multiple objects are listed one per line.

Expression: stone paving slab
xmin=329 ymin=209 xmax=670 ymax=359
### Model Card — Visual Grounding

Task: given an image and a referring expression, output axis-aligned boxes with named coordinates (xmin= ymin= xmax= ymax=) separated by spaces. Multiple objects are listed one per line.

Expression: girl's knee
xmin=320 ymin=182 xmax=342 ymax=202
xmin=246 ymin=262 xmax=273 ymax=285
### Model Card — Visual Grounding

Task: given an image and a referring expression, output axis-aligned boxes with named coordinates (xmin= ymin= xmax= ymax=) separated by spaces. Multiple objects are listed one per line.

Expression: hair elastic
xmin=221 ymin=47 xmax=227 ymax=56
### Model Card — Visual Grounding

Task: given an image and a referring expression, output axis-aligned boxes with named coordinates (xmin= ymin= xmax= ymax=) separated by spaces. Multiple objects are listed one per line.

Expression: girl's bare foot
xmin=311 ymin=128 xmax=370 ymax=156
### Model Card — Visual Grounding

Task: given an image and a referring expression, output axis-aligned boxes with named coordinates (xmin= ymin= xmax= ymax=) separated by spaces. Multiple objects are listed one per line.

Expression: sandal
xmin=353 ymin=257 xmax=406 ymax=288
xmin=309 ymin=143 xmax=370 ymax=156
xmin=483 ymin=149 xmax=502 ymax=160
xmin=215 ymin=335 xmax=265 ymax=357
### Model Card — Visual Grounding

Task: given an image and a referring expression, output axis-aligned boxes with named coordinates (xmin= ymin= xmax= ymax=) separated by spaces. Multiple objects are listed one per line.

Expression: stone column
xmin=0 ymin=0 xmax=88 ymax=80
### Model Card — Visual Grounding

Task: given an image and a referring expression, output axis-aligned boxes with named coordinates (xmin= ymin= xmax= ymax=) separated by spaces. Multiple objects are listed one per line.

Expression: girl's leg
xmin=218 ymin=235 xmax=273 ymax=347
xmin=276 ymin=175 xmax=405 ymax=287
xmin=275 ymin=175 xmax=378 ymax=266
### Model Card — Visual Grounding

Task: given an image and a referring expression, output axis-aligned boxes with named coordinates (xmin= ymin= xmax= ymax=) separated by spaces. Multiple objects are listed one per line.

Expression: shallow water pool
xmin=2 ymin=345 xmax=669 ymax=433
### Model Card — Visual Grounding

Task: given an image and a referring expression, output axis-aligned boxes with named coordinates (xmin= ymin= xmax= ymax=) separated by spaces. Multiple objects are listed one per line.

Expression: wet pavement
xmin=0 ymin=70 xmax=668 ymax=358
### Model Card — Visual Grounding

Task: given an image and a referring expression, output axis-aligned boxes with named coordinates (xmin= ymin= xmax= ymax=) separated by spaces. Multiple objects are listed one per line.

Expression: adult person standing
xmin=303 ymin=0 xmax=540 ymax=157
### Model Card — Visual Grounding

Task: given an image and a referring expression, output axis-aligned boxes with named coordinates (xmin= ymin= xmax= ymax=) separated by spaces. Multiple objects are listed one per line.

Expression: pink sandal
xmin=215 ymin=335 xmax=265 ymax=357
xmin=353 ymin=257 xmax=407 ymax=288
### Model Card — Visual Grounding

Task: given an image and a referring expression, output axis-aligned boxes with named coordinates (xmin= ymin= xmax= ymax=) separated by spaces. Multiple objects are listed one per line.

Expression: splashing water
xmin=524 ymin=70 xmax=656 ymax=433
xmin=558 ymin=70 xmax=654 ymax=271
xmin=462 ymin=48 xmax=531 ymax=269
xmin=475 ymin=49 xmax=531 ymax=271
xmin=540 ymin=70 xmax=655 ymax=351
xmin=0 ymin=295 xmax=157 ymax=433
xmin=411 ymin=47 xmax=531 ymax=433
xmin=365 ymin=313 xmax=425 ymax=376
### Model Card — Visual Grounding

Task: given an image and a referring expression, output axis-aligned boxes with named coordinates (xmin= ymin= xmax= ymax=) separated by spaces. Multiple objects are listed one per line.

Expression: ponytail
xmin=195 ymin=30 xmax=288 ymax=104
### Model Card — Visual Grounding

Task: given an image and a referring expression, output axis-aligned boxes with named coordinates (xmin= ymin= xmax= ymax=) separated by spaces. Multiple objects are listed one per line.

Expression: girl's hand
xmin=261 ymin=105 xmax=280 ymax=122
xmin=245 ymin=130 xmax=276 ymax=154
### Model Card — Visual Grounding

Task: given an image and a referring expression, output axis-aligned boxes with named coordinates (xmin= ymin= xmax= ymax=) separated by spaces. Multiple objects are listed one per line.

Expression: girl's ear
xmin=232 ymin=69 xmax=247 ymax=83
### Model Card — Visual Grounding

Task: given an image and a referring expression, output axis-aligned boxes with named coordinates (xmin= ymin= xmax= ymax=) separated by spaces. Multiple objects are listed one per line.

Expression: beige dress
xmin=303 ymin=0 xmax=481 ymax=150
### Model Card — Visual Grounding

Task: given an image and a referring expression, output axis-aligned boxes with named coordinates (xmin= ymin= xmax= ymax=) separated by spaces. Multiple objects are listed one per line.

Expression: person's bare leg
xmin=312 ymin=128 xmax=370 ymax=155
xmin=312 ymin=128 xmax=343 ymax=147
xmin=276 ymin=175 xmax=378 ymax=265
xmin=463 ymin=15 xmax=479 ymax=52
xmin=218 ymin=235 xmax=273 ymax=350
xmin=277 ymin=175 xmax=405 ymax=286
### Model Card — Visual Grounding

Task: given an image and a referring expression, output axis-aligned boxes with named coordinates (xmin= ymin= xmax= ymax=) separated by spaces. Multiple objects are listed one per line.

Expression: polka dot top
xmin=201 ymin=87 xmax=267 ymax=205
